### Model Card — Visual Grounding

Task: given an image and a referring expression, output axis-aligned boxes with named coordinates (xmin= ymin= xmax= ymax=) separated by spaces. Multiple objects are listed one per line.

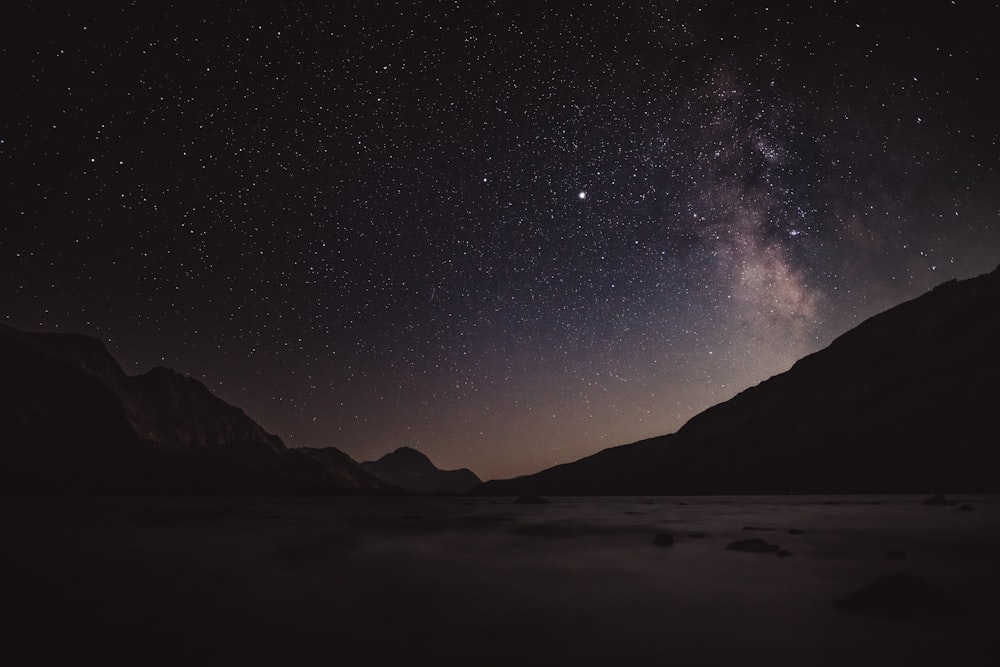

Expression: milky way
xmin=3 ymin=2 xmax=999 ymax=479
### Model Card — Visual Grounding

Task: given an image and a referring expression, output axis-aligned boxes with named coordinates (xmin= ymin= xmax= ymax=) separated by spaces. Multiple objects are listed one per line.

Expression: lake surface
xmin=4 ymin=495 xmax=999 ymax=665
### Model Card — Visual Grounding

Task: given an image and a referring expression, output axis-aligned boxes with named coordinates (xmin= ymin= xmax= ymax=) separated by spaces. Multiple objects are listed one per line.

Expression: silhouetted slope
xmin=0 ymin=325 xmax=392 ymax=494
xmin=0 ymin=327 xmax=150 ymax=493
xmin=1 ymin=325 xmax=282 ymax=454
xmin=290 ymin=446 xmax=399 ymax=491
xmin=362 ymin=446 xmax=481 ymax=493
xmin=130 ymin=366 xmax=284 ymax=453
xmin=478 ymin=266 xmax=1000 ymax=495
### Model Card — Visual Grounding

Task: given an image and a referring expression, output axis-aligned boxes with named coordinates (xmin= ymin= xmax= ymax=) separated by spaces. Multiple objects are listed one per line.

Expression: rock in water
xmin=514 ymin=495 xmax=550 ymax=504
xmin=922 ymin=493 xmax=948 ymax=506
xmin=835 ymin=572 xmax=959 ymax=617
xmin=652 ymin=532 xmax=675 ymax=546
xmin=725 ymin=538 xmax=780 ymax=553
xmin=957 ymin=504 xmax=976 ymax=512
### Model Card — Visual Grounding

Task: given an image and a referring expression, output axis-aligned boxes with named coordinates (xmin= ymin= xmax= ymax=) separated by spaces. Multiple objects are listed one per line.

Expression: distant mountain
xmin=289 ymin=446 xmax=401 ymax=490
xmin=478 ymin=266 xmax=1000 ymax=495
xmin=0 ymin=324 xmax=393 ymax=495
xmin=362 ymin=446 xmax=481 ymax=494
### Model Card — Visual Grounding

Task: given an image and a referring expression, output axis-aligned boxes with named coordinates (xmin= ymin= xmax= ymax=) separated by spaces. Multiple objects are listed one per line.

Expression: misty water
xmin=6 ymin=495 xmax=999 ymax=665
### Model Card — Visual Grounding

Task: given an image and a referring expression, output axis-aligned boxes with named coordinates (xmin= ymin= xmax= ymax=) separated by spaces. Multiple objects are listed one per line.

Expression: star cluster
xmin=3 ymin=2 xmax=999 ymax=479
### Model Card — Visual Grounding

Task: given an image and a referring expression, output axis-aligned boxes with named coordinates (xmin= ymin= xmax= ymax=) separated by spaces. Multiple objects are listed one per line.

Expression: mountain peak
xmin=385 ymin=446 xmax=432 ymax=463
xmin=362 ymin=446 xmax=481 ymax=494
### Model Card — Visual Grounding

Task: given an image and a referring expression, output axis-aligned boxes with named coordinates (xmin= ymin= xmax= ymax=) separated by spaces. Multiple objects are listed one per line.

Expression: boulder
xmin=514 ymin=495 xmax=550 ymax=504
xmin=725 ymin=538 xmax=780 ymax=553
xmin=651 ymin=532 xmax=675 ymax=546
xmin=835 ymin=572 xmax=960 ymax=616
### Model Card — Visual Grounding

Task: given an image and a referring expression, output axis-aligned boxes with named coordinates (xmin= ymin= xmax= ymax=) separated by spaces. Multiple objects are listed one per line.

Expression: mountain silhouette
xmin=0 ymin=324 xmax=393 ymax=494
xmin=362 ymin=446 xmax=482 ymax=493
xmin=1 ymin=326 xmax=283 ymax=454
xmin=478 ymin=266 xmax=1000 ymax=495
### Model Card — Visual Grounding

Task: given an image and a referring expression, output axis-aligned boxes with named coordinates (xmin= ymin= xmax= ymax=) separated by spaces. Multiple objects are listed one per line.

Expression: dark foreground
xmin=3 ymin=495 xmax=998 ymax=666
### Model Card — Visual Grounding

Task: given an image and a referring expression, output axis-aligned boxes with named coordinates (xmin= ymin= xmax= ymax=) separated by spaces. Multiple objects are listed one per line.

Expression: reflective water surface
xmin=5 ymin=495 xmax=999 ymax=665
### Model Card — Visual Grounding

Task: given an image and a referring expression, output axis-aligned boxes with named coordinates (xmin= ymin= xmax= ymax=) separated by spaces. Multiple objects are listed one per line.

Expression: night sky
xmin=3 ymin=1 xmax=999 ymax=480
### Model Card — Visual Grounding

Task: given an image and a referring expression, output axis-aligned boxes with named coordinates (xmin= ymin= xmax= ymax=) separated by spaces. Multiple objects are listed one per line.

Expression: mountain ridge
xmin=0 ymin=324 xmax=284 ymax=454
xmin=0 ymin=324 xmax=394 ymax=495
xmin=5 ymin=264 xmax=997 ymax=495
xmin=477 ymin=265 xmax=1000 ymax=495
xmin=362 ymin=446 xmax=482 ymax=494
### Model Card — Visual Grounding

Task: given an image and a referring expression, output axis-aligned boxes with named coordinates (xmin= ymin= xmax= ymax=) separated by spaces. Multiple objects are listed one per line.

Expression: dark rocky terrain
xmin=362 ymin=446 xmax=481 ymax=493
xmin=0 ymin=324 xmax=393 ymax=494
xmin=478 ymin=265 xmax=1000 ymax=495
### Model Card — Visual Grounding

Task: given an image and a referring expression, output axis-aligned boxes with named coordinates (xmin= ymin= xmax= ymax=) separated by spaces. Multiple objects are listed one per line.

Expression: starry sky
xmin=3 ymin=1 xmax=999 ymax=480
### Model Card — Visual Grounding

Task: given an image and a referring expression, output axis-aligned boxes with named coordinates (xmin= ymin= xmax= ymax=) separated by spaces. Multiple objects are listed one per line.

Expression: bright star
xmin=578 ymin=191 xmax=587 ymax=200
